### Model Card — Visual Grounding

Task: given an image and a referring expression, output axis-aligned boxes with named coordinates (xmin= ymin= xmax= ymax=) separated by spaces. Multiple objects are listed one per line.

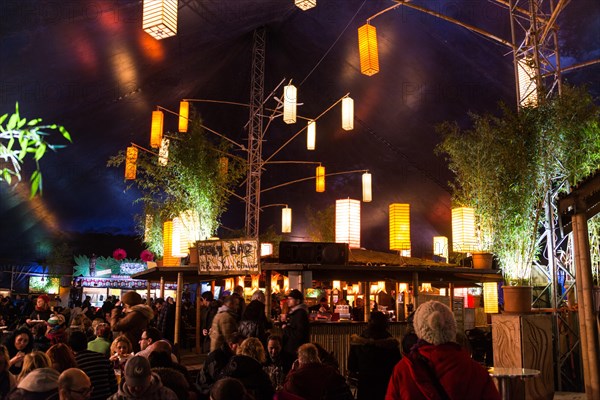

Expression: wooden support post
xmin=364 ymin=281 xmax=371 ymax=321
xmin=159 ymin=276 xmax=165 ymax=299
xmin=174 ymin=272 xmax=183 ymax=345
xmin=195 ymin=282 xmax=201 ymax=354
xmin=412 ymin=272 xmax=419 ymax=309
xmin=572 ymin=213 xmax=600 ymax=399
xmin=449 ymin=282 xmax=454 ymax=310
xmin=146 ymin=281 xmax=152 ymax=305
xmin=395 ymin=281 xmax=401 ymax=322
xmin=265 ymin=270 xmax=272 ymax=321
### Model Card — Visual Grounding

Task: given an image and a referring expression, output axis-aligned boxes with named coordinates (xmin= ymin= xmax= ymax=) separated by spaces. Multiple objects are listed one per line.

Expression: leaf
xmin=0 ymin=113 xmax=7 ymax=125
xmin=30 ymin=170 xmax=42 ymax=198
xmin=27 ymin=118 xmax=41 ymax=126
xmin=58 ymin=126 xmax=72 ymax=142
xmin=17 ymin=117 xmax=26 ymax=129
xmin=6 ymin=113 xmax=18 ymax=130
xmin=2 ymin=170 xmax=12 ymax=184
xmin=34 ymin=142 xmax=47 ymax=161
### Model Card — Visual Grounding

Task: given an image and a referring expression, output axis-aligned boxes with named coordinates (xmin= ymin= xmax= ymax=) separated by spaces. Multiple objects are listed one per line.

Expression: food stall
xmin=261 ymin=246 xmax=503 ymax=376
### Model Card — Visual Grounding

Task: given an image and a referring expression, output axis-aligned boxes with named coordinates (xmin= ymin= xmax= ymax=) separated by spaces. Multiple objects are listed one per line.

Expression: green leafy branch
xmin=0 ymin=103 xmax=72 ymax=197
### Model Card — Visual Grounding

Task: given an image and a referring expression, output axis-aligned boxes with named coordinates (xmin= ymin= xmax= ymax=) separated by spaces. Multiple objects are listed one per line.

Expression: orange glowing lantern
xmin=358 ymin=23 xmax=379 ymax=76
xmin=125 ymin=146 xmax=138 ymax=180
xmin=178 ymin=100 xmax=189 ymax=132
xmin=150 ymin=110 xmax=164 ymax=148
xmin=389 ymin=203 xmax=411 ymax=256
xmin=316 ymin=165 xmax=325 ymax=193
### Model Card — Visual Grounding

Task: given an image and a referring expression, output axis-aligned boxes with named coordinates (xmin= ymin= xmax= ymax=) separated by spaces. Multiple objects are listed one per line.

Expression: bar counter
xmin=309 ymin=320 xmax=408 ymax=376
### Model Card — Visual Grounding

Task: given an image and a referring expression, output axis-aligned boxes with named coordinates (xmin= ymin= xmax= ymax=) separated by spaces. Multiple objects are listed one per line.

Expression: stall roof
xmin=131 ymin=265 xmax=260 ymax=283
xmin=263 ymin=249 xmax=502 ymax=286
xmin=262 ymin=262 xmax=502 ymax=287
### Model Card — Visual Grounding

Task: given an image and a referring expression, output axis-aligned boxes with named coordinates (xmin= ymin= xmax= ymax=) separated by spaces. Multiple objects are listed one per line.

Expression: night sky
xmin=1 ymin=0 xmax=599 ymax=261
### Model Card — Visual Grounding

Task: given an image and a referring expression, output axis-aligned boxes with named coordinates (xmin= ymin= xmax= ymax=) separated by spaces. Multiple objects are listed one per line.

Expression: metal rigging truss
xmin=245 ymin=27 xmax=266 ymax=240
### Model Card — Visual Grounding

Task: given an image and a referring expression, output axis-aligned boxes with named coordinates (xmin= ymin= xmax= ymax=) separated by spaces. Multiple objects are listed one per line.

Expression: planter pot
xmin=156 ymin=259 xmax=164 ymax=267
xmin=502 ymin=285 xmax=532 ymax=313
xmin=472 ymin=252 xmax=493 ymax=269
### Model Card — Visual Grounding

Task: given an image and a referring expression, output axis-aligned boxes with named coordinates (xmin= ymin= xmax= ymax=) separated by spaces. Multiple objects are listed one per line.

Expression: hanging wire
xmin=299 ymin=0 xmax=368 ymax=87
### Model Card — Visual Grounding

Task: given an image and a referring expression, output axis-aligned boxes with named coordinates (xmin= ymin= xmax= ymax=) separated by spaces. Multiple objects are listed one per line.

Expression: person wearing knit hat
xmin=107 ymin=356 xmax=177 ymax=400
xmin=9 ymin=367 xmax=59 ymax=398
xmin=385 ymin=301 xmax=500 ymax=400
xmin=280 ymin=289 xmax=309 ymax=372
xmin=413 ymin=300 xmax=457 ymax=345
xmin=110 ymin=292 xmax=154 ymax=353
xmin=26 ymin=295 xmax=53 ymax=325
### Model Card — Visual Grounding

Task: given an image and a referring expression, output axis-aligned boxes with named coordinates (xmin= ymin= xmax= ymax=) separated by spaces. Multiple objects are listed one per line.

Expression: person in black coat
xmin=220 ymin=338 xmax=274 ymax=400
xmin=347 ymin=311 xmax=401 ymax=400
xmin=281 ymin=289 xmax=309 ymax=371
xmin=238 ymin=300 xmax=272 ymax=348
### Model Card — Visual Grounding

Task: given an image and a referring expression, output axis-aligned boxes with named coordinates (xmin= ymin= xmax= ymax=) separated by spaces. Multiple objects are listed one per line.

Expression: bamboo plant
xmin=437 ymin=86 xmax=600 ymax=286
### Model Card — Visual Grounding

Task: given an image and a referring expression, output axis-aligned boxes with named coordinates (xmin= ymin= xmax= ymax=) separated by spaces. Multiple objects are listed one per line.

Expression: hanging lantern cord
xmin=261 ymin=169 xmax=368 ymax=193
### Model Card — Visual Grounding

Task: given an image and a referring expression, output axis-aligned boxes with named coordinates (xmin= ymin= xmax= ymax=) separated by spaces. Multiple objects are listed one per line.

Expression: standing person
xmin=108 ymin=355 xmax=178 ymax=400
xmin=232 ymin=286 xmax=246 ymax=323
xmin=281 ymin=289 xmax=309 ymax=371
xmin=200 ymin=292 xmax=220 ymax=353
xmin=385 ymin=301 xmax=500 ymax=400
xmin=351 ymin=297 xmax=365 ymax=322
xmin=348 ymin=311 xmax=401 ymax=400
xmin=110 ymin=292 xmax=153 ymax=353
xmin=153 ymin=298 xmax=175 ymax=344
xmin=68 ymin=331 xmax=118 ymax=400
xmin=238 ymin=300 xmax=271 ymax=348
xmin=209 ymin=296 xmax=239 ymax=352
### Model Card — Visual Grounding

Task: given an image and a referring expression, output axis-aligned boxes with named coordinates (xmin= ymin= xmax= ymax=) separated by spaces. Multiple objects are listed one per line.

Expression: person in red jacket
xmin=385 ymin=300 xmax=500 ymax=400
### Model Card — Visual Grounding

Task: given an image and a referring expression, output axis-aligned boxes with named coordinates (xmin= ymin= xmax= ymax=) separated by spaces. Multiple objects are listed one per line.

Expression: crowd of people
xmin=0 ymin=287 xmax=500 ymax=400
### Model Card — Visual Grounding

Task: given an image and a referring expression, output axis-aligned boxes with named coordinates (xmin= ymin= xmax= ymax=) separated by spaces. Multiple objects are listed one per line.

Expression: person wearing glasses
xmin=57 ymin=368 xmax=92 ymax=400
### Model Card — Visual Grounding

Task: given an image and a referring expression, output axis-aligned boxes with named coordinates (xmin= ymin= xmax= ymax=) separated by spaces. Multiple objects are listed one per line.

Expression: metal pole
xmin=146 ymin=281 xmax=151 ymax=305
xmin=395 ymin=282 xmax=401 ymax=322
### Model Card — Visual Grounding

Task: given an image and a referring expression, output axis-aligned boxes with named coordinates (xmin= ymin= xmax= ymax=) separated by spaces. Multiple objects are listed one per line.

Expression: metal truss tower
xmin=506 ymin=0 xmax=581 ymax=391
xmin=245 ymin=27 xmax=266 ymax=240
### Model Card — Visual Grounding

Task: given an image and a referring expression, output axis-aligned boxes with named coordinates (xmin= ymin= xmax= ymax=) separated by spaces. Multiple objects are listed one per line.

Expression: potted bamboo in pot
xmin=437 ymin=86 xmax=600 ymax=313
